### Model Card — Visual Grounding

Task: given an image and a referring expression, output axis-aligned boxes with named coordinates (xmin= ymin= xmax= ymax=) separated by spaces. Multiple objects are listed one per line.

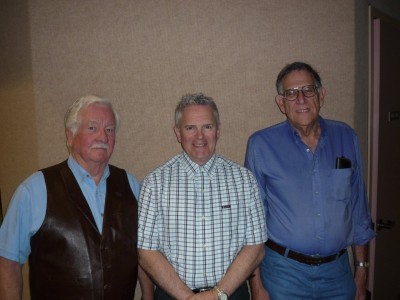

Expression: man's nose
xmin=296 ymin=90 xmax=306 ymax=104
xmin=195 ymin=128 xmax=204 ymax=138
xmin=97 ymin=129 xmax=109 ymax=141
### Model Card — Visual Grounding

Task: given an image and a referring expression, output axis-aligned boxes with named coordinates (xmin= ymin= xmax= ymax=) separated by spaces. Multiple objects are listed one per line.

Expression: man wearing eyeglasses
xmin=245 ymin=62 xmax=375 ymax=300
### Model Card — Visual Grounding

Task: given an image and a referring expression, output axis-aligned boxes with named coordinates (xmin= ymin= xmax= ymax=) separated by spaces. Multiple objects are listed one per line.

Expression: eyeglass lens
xmin=283 ymin=85 xmax=317 ymax=101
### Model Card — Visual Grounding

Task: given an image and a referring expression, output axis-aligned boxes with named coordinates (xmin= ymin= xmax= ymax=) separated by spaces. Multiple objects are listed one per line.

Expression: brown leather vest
xmin=29 ymin=161 xmax=138 ymax=300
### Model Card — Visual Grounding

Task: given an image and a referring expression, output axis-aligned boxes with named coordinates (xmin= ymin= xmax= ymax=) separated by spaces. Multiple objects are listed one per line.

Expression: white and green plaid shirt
xmin=138 ymin=152 xmax=267 ymax=289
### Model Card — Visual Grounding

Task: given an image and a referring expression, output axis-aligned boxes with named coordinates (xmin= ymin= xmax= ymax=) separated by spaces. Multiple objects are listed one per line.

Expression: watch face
xmin=219 ymin=292 xmax=228 ymax=300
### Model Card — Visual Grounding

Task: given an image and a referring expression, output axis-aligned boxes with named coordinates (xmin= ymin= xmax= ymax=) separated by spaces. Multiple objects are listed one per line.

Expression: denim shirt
xmin=245 ymin=117 xmax=375 ymax=256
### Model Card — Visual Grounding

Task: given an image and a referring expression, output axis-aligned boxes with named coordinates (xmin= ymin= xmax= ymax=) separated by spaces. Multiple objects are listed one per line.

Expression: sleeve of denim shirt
xmin=350 ymin=133 xmax=375 ymax=245
xmin=244 ymin=136 xmax=268 ymax=210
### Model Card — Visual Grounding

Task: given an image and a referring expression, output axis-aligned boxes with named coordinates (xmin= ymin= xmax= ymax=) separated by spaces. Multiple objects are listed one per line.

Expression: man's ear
xmin=66 ymin=129 xmax=73 ymax=148
xmin=173 ymin=126 xmax=181 ymax=143
xmin=275 ymin=95 xmax=286 ymax=114
xmin=318 ymin=87 xmax=326 ymax=108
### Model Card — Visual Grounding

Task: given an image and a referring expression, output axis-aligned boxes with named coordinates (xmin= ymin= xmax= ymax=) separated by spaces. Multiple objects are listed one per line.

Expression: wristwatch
xmin=354 ymin=261 xmax=369 ymax=268
xmin=214 ymin=286 xmax=228 ymax=300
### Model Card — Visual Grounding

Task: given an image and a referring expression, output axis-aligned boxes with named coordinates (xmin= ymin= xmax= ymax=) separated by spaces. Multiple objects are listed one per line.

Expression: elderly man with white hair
xmin=0 ymin=95 xmax=141 ymax=300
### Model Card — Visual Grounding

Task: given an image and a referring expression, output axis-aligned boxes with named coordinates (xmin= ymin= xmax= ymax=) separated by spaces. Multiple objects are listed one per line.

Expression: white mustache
xmin=91 ymin=143 xmax=109 ymax=149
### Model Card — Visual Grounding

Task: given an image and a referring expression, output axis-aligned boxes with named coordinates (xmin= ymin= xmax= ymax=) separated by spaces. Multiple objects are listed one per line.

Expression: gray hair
xmin=64 ymin=94 xmax=120 ymax=136
xmin=175 ymin=93 xmax=220 ymax=127
xmin=276 ymin=61 xmax=322 ymax=94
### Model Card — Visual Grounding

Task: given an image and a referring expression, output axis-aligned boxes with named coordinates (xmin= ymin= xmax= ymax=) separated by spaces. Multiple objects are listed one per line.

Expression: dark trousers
xmin=154 ymin=282 xmax=250 ymax=300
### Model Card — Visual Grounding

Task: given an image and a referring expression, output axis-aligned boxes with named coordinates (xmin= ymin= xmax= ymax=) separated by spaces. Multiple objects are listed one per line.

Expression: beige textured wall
xmin=0 ymin=0 xmax=38 ymax=212
xmin=1 ymin=0 xmax=370 ymax=299
xmin=30 ymin=0 xmax=363 ymax=179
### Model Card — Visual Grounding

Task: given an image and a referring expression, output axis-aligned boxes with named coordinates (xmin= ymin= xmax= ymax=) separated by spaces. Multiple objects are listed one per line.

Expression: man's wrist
xmin=354 ymin=261 xmax=369 ymax=268
xmin=214 ymin=286 xmax=228 ymax=300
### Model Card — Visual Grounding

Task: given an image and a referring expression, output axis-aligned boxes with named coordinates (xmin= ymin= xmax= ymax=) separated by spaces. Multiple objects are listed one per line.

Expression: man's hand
xmin=249 ymin=267 xmax=270 ymax=300
xmin=251 ymin=285 xmax=270 ymax=300
xmin=187 ymin=290 xmax=215 ymax=300
xmin=354 ymin=266 xmax=368 ymax=300
xmin=138 ymin=249 xmax=194 ymax=300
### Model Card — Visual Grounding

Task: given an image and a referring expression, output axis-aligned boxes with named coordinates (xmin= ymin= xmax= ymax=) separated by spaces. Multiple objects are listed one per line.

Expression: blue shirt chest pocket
xmin=326 ymin=168 xmax=352 ymax=203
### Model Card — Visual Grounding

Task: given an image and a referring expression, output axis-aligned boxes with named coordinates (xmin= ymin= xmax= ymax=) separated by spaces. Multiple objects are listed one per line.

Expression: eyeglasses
xmin=281 ymin=85 xmax=319 ymax=101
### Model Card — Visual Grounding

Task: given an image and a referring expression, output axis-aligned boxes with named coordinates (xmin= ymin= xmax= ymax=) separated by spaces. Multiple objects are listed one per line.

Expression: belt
xmin=192 ymin=287 xmax=212 ymax=293
xmin=265 ymin=240 xmax=347 ymax=265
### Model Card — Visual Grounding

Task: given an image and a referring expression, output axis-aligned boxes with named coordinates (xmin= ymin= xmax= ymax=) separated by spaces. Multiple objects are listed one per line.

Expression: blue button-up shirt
xmin=245 ymin=117 xmax=375 ymax=256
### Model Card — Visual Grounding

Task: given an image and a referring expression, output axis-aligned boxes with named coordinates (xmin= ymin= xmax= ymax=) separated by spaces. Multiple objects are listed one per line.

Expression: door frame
xmin=367 ymin=5 xmax=379 ymax=293
xmin=368 ymin=6 xmax=400 ymax=297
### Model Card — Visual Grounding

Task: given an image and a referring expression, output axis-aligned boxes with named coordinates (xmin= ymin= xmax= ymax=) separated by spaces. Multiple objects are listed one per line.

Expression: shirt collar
xmin=181 ymin=152 xmax=217 ymax=179
xmin=285 ymin=116 xmax=327 ymax=150
xmin=286 ymin=116 xmax=327 ymax=139
xmin=67 ymin=155 xmax=110 ymax=184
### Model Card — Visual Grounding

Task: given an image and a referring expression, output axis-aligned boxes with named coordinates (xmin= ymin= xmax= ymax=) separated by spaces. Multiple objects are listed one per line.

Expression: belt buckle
xmin=193 ymin=287 xmax=212 ymax=293
xmin=310 ymin=256 xmax=324 ymax=265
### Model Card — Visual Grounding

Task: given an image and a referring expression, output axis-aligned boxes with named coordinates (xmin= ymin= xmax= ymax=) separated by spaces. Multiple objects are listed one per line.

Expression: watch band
xmin=354 ymin=261 xmax=369 ymax=268
xmin=214 ymin=286 xmax=223 ymax=295
xmin=214 ymin=286 xmax=228 ymax=299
